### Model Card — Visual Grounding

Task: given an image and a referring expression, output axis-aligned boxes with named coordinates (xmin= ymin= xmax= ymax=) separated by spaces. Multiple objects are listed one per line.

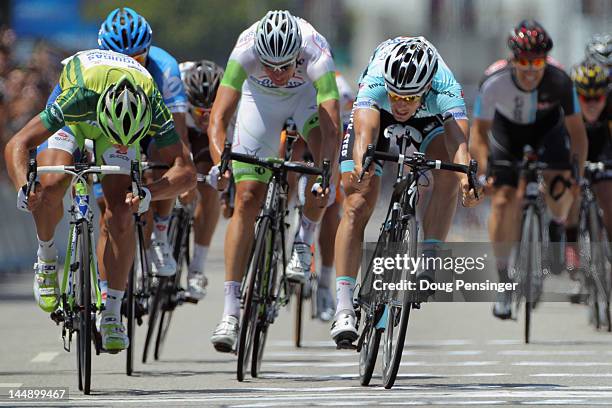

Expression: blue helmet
xmin=98 ymin=7 xmax=152 ymax=56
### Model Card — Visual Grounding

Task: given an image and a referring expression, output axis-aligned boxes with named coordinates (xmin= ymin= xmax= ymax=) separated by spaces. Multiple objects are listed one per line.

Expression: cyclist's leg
xmin=594 ymin=181 xmax=612 ymax=239
xmin=146 ymin=139 xmax=178 ymax=276
xmin=211 ymin=85 xmax=289 ymax=351
xmin=331 ymin=109 xmax=384 ymax=343
xmin=488 ymin=132 xmax=522 ymax=318
xmin=317 ymin=193 xmax=341 ymax=321
xmin=31 ymin=127 xmax=80 ymax=312
xmin=288 ymin=89 xmax=337 ymax=283
xmin=540 ymin=125 xmax=573 ymax=274
xmin=96 ymin=139 xmax=139 ymax=350
xmin=188 ymin=134 xmax=220 ymax=299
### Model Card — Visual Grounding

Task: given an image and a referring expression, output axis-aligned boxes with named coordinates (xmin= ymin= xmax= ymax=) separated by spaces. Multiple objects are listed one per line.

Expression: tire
xmin=381 ymin=215 xmax=417 ymax=389
xmin=126 ymin=264 xmax=136 ymax=376
xmin=154 ymin=211 xmax=189 ymax=360
xmin=237 ymin=217 xmax=270 ymax=382
xmin=359 ymin=320 xmax=382 ymax=386
xmin=587 ymin=203 xmax=611 ymax=331
xmin=142 ymin=277 xmax=165 ymax=364
xmin=522 ymin=206 xmax=541 ymax=345
xmin=251 ymin=223 xmax=276 ymax=378
xmin=294 ymin=283 xmax=303 ymax=348
xmin=76 ymin=224 xmax=92 ymax=394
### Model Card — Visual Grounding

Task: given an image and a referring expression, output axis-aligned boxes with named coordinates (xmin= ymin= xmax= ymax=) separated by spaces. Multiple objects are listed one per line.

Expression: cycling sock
xmin=99 ymin=280 xmax=108 ymax=305
xmin=296 ymin=214 xmax=318 ymax=246
xmin=566 ymin=226 xmax=578 ymax=243
xmin=104 ymin=288 xmax=124 ymax=318
xmin=152 ymin=214 xmax=171 ymax=242
xmin=37 ymin=237 xmax=57 ymax=262
xmin=189 ymin=244 xmax=209 ymax=276
xmin=335 ymin=276 xmax=356 ymax=316
xmin=223 ymin=281 xmax=241 ymax=318
xmin=319 ymin=265 xmax=333 ymax=289
xmin=496 ymin=257 xmax=510 ymax=283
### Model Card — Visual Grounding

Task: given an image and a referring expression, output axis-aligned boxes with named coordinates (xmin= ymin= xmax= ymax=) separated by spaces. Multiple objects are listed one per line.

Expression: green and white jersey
xmin=40 ymin=49 xmax=179 ymax=148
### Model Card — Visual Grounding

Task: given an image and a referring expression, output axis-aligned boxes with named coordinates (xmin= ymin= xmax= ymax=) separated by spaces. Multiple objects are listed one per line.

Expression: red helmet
xmin=507 ymin=20 xmax=553 ymax=57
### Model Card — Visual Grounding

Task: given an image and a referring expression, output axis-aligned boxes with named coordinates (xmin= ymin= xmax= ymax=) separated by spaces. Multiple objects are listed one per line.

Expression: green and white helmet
xmin=97 ymin=75 xmax=152 ymax=146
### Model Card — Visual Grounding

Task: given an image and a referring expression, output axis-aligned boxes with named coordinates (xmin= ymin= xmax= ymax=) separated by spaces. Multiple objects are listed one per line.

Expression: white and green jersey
xmin=220 ymin=18 xmax=339 ymax=104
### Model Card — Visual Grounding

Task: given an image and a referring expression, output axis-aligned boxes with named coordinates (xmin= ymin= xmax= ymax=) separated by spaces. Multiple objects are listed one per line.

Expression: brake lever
xmin=467 ymin=159 xmax=479 ymax=200
xmin=321 ymin=159 xmax=331 ymax=194
xmin=358 ymin=144 xmax=375 ymax=183
xmin=25 ymin=158 xmax=37 ymax=198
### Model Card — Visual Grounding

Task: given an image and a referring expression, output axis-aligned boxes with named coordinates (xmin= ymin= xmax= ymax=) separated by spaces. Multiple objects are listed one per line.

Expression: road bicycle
xmin=356 ymin=129 xmax=477 ymax=389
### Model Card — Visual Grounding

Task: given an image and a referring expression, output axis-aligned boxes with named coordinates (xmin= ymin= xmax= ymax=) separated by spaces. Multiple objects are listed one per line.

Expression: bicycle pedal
xmin=335 ymin=339 xmax=357 ymax=350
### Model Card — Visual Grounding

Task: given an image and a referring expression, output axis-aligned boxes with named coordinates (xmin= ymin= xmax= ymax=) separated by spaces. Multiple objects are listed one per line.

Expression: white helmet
xmin=586 ymin=33 xmax=611 ymax=68
xmin=383 ymin=37 xmax=439 ymax=95
xmin=255 ymin=10 xmax=302 ymax=65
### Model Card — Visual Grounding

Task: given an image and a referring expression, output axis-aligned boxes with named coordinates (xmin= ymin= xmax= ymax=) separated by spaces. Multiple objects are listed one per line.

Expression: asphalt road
xmin=2 ymin=207 xmax=612 ymax=407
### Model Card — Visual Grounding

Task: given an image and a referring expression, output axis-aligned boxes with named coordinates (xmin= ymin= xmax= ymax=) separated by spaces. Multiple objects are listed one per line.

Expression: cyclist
xmin=207 ymin=10 xmax=341 ymax=352
xmin=333 ymin=36 xmax=480 ymax=345
xmin=565 ymin=61 xmax=611 ymax=271
xmin=287 ymin=71 xmax=355 ymax=321
xmin=469 ymin=20 xmax=588 ymax=319
xmin=4 ymin=49 xmax=196 ymax=351
xmin=97 ymin=7 xmax=189 ymax=279
xmin=585 ymin=33 xmax=611 ymax=75
xmin=179 ymin=59 xmax=226 ymax=300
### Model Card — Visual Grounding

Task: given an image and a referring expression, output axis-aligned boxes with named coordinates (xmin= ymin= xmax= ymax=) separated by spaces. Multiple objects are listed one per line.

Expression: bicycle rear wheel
xmin=76 ymin=224 xmax=92 ymax=394
xmin=359 ymin=316 xmax=382 ymax=386
xmin=587 ymin=202 xmax=611 ymax=331
xmin=237 ymin=217 xmax=270 ymax=381
xmin=381 ymin=215 xmax=417 ymax=389
xmin=155 ymin=212 xmax=189 ymax=360
xmin=142 ymin=276 xmax=165 ymax=363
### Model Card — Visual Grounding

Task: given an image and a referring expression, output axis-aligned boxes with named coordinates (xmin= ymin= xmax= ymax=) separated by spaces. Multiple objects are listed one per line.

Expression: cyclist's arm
xmin=564 ymin=112 xmax=588 ymax=178
xmin=208 ymin=85 xmax=241 ymax=164
xmin=4 ymin=115 xmax=53 ymax=190
xmin=469 ymin=118 xmax=492 ymax=178
xmin=352 ymin=108 xmax=380 ymax=173
xmin=172 ymin=112 xmax=189 ymax=147
xmin=443 ymin=116 xmax=471 ymax=170
xmin=147 ymin=139 xmax=197 ymax=200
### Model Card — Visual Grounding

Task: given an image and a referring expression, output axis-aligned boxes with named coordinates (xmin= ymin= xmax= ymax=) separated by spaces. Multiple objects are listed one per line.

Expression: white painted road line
xmin=30 ymin=352 xmax=59 ymax=363
xmin=499 ymin=350 xmax=597 ymax=356
xmin=0 ymin=383 xmax=22 ymax=387
xmin=515 ymin=361 xmax=612 ymax=366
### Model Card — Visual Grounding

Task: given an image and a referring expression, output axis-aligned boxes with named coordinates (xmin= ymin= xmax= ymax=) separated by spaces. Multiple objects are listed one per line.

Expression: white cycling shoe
xmin=493 ymin=291 xmax=512 ymax=320
xmin=149 ymin=240 xmax=177 ymax=277
xmin=33 ymin=258 xmax=60 ymax=313
xmin=316 ymin=286 xmax=335 ymax=322
xmin=331 ymin=310 xmax=358 ymax=347
xmin=285 ymin=242 xmax=312 ymax=284
xmin=186 ymin=272 xmax=208 ymax=301
xmin=211 ymin=315 xmax=239 ymax=353
xmin=100 ymin=315 xmax=129 ymax=352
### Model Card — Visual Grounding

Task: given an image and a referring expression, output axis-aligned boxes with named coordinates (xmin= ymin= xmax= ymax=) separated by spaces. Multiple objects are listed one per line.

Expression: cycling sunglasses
xmin=131 ymin=50 xmax=148 ymax=65
xmin=388 ymin=90 xmax=423 ymax=103
xmin=514 ymin=57 xmax=546 ymax=70
xmin=260 ymin=58 xmax=296 ymax=73
xmin=191 ymin=106 xmax=212 ymax=119
xmin=579 ymin=93 xmax=606 ymax=103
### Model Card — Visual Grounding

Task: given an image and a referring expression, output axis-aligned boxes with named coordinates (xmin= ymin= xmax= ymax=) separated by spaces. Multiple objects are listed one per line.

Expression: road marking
xmin=0 ymin=383 xmax=22 ymax=387
xmin=264 ymin=360 xmax=499 ymax=368
xmin=499 ymin=350 xmax=597 ymax=356
xmin=30 ymin=352 xmax=59 ymax=363
xmin=265 ymin=350 xmax=483 ymax=358
xmin=515 ymin=361 xmax=612 ymax=366
xmin=401 ymin=361 xmax=499 ymax=367
xmin=269 ymin=339 xmax=473 ymax=348
xmin=531 ymin=373 xmax=612 ymax=377
xmin=486 ymin=339 xmax=522 ymax=345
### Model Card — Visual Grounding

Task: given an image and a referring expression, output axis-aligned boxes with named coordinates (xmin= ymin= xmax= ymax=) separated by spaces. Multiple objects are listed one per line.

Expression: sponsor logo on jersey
xmin=312 ymin=32 xmax=331 ymax=56
xmin=250 ymin=76 xmax=305 ymax=89
xmin=103 ymin=144 xmax=137 ymax=167
xmin=48 ymin=102 xmax=64 ymax=124
xmin=162 ymin=68 xmax=185 ymax=100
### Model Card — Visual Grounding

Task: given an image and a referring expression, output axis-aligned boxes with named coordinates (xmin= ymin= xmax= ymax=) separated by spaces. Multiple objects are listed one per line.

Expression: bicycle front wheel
xmin=293 ymin=283 xmax=303 ymax=348
xmin=76 ymin=223 xmax=92 ymax=394
xmin=126 ymin=264 xmax=136 ymax=376
xmin=237 ymin=216 xmax=270 ymax=381
xmin=522 ymin=206 xmax=542 ymax=344
xmin=381 ymin=215 xmax=417 ymax=389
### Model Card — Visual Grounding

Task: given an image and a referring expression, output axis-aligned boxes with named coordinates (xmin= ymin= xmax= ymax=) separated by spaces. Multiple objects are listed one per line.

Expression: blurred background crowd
xmin=0 ymin=0 xmax=609 ymax=271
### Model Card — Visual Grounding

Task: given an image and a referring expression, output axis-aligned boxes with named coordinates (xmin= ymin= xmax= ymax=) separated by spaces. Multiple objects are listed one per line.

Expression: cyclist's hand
xmin=208 ymin=165 xmax=230 ymax=191
xmin=461 ymin=176 xmax=481 ymax=208
xmin=17 ymin=182 xmax=42 ymax=212
xmin=311 ymin=181 xmax=335 ymax=208
xmin=350 ymin=166 xmax=373 ymax=191
xmin=478 ymin=174 xmax=495 ymax=196
xmin=179 ymin=187 xmax=199 ymax=205
xmin=125 ymin=187 xmax=151 ymax=214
